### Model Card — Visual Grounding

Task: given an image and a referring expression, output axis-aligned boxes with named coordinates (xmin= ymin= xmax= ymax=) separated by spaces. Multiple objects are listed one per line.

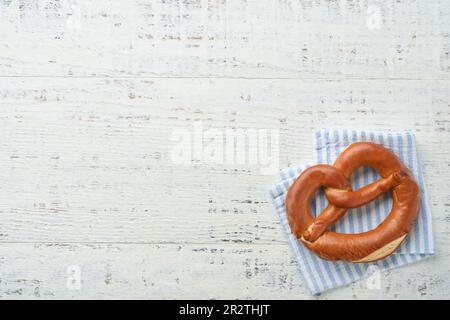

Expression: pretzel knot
xmin=286 ymin=142 xmax=420 ymax=263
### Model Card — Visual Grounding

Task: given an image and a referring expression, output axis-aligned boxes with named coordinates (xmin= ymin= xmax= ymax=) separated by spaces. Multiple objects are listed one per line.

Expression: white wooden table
xmin=0 ymin=0 xmax=449 ymax=299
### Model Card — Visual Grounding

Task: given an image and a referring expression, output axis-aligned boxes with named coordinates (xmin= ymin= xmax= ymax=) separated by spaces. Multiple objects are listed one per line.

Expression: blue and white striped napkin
xmin=270 ymin=129 xmax=434 ymax=295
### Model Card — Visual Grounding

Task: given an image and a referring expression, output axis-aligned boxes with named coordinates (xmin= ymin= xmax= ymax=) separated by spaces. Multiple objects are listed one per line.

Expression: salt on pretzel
xmin=286 ymin=142 xmax=420 ymax=262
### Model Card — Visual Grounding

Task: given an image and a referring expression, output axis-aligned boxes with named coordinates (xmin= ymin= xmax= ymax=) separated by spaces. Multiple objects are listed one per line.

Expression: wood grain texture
xmin=0 ymin=0 xmax=449 ymax=299
xmin=0 ymin=0 xmax=449 ymax=79
xmin=0 ymin=243 xmax=449 ymax=299
xmin=0 ymin=78 xmax=449 ymax=245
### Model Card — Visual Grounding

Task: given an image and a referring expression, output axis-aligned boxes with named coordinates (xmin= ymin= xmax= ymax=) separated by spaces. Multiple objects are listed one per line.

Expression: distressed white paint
xmin=0 ymin=0 xmax=449 ymax=79
xmin=0 ymin=244 xmax=449 ymax=299
xmin=0 ymin=0 xmax=449 ymax=299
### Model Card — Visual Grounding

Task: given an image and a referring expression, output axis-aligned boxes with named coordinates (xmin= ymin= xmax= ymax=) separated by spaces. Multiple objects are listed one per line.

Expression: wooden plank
xmin=0 ymin=77 xmax=449 ymax=245
xmin=0 ymin=0 xmax=449 ymax=79
xmin=0 ymin=243 xmax=448 ymax=299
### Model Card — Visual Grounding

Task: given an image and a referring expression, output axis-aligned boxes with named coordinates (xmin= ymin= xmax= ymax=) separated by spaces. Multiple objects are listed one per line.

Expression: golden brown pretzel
xmin=286 ymin=142 xmax=420 ymax=262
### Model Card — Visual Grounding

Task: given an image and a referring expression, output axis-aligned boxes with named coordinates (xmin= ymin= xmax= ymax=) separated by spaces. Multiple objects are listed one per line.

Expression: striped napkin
xmin=270 ymin=129 xmax=434 ymax=294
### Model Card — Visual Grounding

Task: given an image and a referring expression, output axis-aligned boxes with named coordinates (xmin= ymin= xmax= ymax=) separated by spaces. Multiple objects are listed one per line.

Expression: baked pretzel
xmin=286 ymin=142 xmax=420 ymax=262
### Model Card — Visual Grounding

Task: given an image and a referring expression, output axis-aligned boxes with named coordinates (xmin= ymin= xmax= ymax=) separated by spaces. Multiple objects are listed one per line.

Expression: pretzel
xmin=286 ymin=142 xmax=420 ymax=262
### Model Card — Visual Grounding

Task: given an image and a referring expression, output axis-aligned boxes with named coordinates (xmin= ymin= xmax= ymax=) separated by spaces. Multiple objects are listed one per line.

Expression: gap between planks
xmin=0 ymin=75 xmax=450 ymax=81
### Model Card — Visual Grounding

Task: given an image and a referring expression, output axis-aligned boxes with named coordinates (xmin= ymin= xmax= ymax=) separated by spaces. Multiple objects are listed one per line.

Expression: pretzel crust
xmin=286 ymin=142 xmax=420 ymax=263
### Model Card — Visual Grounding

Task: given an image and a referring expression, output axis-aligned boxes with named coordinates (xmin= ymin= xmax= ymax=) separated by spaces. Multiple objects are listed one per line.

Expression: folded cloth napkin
xmin=270 ymin=129 xmax=435 ymax=295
